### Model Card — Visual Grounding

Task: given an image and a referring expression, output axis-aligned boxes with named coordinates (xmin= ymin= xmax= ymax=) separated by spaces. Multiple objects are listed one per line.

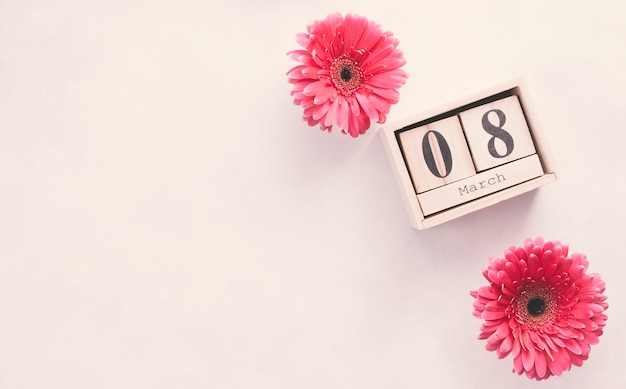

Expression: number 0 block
xmin=379 ymin=79 xmax=558 ymax=229
xmin=399 ymin=116 xmax=475 ymax=193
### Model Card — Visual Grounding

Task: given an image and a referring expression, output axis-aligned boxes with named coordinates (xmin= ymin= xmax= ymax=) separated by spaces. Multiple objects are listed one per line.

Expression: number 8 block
xmin=459 ymin=95 xmax=536 ymax=171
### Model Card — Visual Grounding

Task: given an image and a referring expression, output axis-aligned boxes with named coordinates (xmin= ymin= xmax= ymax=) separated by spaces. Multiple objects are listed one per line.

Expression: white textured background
xmin=1 ymin=1 xmax=625 ymax=388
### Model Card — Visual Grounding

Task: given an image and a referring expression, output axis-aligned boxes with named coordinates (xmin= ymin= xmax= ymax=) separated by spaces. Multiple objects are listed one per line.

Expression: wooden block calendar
xmin=379 ymin=79 xmax=557 ymax=229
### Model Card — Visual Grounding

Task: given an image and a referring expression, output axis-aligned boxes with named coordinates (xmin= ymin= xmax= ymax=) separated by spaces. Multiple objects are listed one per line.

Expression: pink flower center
xmin=515 ymin=287 xmax=558 ymax=329
xmin=330 ymin=55 xmax=362 ymax=96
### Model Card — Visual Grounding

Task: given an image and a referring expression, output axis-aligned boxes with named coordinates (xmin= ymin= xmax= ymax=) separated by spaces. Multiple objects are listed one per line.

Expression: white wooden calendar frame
xmin=379 ymin=78 xmax=558 ymax=230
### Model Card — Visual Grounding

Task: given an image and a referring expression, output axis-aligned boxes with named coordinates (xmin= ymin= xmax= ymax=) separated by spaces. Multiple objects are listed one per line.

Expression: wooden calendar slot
xmin=459 ymin=95 xmax=536 ymax=171
xmin=399 ymin=115 xmax=475 ymax=193
xmin=416 ymin=154 xmax=544 ymax=215
xmin=379 ymin=79 xmax=557 ymax=229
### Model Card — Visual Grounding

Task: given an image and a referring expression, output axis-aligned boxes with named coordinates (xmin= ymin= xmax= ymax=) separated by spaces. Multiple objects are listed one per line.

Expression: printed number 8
xmin=482 ymin=109 xmax=514 ymax=158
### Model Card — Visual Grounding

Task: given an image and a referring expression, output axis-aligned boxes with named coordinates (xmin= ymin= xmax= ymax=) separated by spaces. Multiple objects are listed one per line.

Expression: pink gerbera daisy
xmin=470 ymin=237 xmax=608 ymax=380
xmin=286 ymin=13 xmax=408 ymax=137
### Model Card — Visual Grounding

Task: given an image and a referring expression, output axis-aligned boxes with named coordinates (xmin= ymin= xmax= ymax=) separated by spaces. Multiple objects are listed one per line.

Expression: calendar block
xmin=378 ymin=79 xmax=557 ymax=229
xmin=459 ymin=95 xmax=536 ymax=171
xmin=399 ymin=115 xmax=475 ymax=193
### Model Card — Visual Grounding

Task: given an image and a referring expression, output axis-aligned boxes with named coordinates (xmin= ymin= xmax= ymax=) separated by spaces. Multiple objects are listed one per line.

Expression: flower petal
xmin=336 ymin=96 xmax=350 ymax=132
xmin=564 ymin=338 xmax=583 ymax=355
xmin=548 ymin=351 xmax=566 ymax=376
xmin=522 ymin=346 xmax=535 ymax=372
xmin=534 ymin=350 xmax=548 ymax=379
xmin=323 ymin=99 xmax=339 ymax=127
xmin=365 ymin=72 xmax=407 ymax=89
xmin=497 ymin=335 xmax=514 ymax=357
xmin=354 ymin=94 xmax=378 ymax=122
xmin=302 ymin=81 xmax=326 ymax=97
xmin=313 ymin=84 xmax=337 ymax=105
xmin=481 ymin=310 xmax=507 ymax=321
xmin=488 ymin=321 xmax=511 ymax=343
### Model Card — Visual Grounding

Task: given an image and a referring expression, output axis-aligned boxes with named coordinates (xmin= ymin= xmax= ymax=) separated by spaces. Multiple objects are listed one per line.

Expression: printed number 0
xmin=421 ymin=130 xmax=453 ymax=178
xmin=481 ymin=109 xmax=514 ymax=158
